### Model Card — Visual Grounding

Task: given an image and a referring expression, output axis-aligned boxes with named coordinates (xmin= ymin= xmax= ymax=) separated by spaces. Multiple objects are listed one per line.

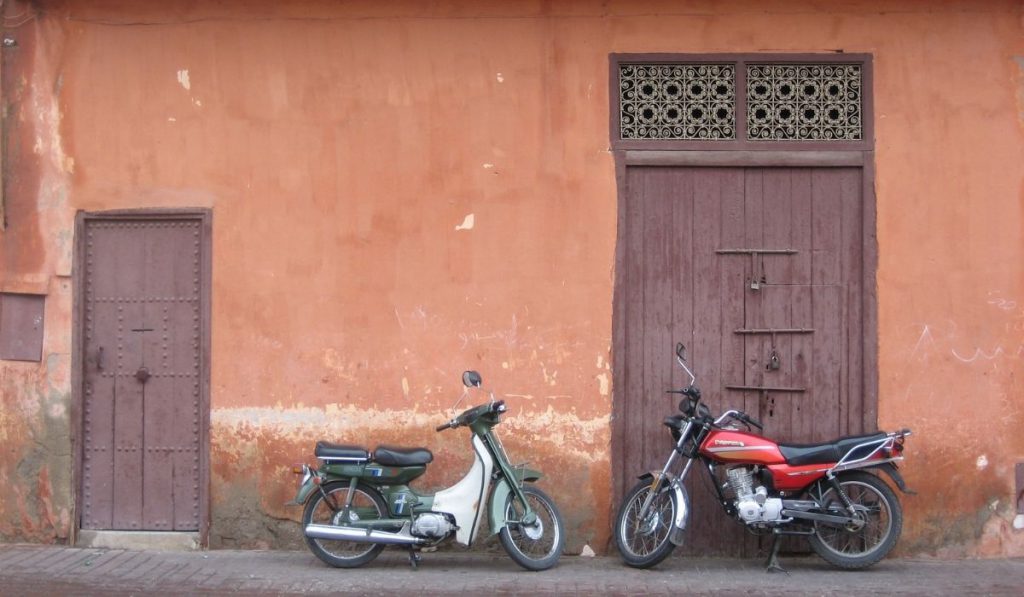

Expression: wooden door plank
xmin=840 ymin=169 xmax=865 ymax=436
xmin=742 ymin=169 xmax=765 ymax=397
xmin=719 ymin=170 xmax=751 ymax=434
xmin=689 ymin=168 xmax=728 ymax=555
xmin=641 ymin=168 xmax=675 ymax=473
xmin=620 ymin=168 xmax=648 ymax=494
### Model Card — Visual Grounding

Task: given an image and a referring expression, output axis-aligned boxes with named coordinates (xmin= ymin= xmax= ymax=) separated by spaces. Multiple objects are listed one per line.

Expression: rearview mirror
xmin=676 ymin=343 xmax=686 ymax=361
xmin=462 ymin=370 xmax=482 ymax=388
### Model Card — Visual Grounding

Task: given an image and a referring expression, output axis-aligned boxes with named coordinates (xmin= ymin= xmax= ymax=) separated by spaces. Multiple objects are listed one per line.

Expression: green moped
xmin=290 ymin=370 xmax=564 ymax=570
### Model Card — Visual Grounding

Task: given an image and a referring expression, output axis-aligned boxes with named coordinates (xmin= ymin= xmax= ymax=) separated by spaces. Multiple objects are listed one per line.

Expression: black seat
xmin=374 ymin=445 xmax=433 ymax=466
xmin=315 ymin=441 xmax=370 ymax=462
xmin=778 ymin=432 xmax=888 ymax=467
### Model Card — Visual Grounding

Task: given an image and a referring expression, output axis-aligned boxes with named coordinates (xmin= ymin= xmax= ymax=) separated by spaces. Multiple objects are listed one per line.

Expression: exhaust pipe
xmin=304 ymin=523 xmax=425 ymax=545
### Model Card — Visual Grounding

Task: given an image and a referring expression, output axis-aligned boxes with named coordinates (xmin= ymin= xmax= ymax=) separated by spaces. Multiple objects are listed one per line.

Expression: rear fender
xmin=287 ymin=467 xmax=321 ymax=506
xmin=863 ymin=462 xmax=916 ymax=494
xmin=488 ymin=467 xmax=542 ymax=535
xmin=638 ymin=471 xmax=690 ymax=546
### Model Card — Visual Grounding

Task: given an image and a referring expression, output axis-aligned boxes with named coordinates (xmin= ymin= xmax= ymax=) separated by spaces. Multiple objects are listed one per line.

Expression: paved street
xmin=1 ymin=544 xmax=1021 ymax=595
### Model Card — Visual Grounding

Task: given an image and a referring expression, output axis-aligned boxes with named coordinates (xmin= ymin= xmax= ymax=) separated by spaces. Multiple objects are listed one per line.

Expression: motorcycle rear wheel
xmin=498 ymin=485 xmax=565 ymax=571
xmin=614 ymin=479 xmax=678 ymax=568
xmin=808 ymin=471 xmax=902 ymax=570
xmin=302 ymin=481 xmax=388 ymax=568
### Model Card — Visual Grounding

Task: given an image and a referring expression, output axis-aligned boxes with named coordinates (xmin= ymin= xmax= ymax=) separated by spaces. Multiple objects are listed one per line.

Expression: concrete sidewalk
xmin=1 ymin=544 xmax=1022 ymax=596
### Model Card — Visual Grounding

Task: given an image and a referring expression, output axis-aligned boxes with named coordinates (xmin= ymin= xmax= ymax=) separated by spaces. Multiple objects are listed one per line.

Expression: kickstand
xmin=406 ymin=547 xmax=421 ymax=570
xmin=764 ymin=534 xmax=788 ymax=574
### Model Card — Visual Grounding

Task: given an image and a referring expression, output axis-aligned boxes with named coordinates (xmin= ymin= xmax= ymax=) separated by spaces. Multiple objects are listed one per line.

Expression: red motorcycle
xmin=614 ymin=343 xmax=912 ymax=571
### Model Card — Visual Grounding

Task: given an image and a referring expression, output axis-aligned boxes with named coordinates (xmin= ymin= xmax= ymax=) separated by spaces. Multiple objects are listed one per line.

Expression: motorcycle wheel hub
xmin=522 ymin=518 xmax=544 ymax=541
xmin=639 ymin=511 xmax=660 ymax=535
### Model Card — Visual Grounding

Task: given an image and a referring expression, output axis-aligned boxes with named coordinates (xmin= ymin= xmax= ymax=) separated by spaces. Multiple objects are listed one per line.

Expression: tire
xmin=302 ymin=481 xmax=388 ymax=568
xmin=808 ymin=471 xmax=903 ymax=570
xmin=498 ymin=485 xmax=565 ymax=571
xmin=614 ymin=479 xmax=678 ymax=568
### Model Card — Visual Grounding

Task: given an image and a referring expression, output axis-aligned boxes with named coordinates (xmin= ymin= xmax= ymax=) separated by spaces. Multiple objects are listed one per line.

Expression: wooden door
xmin=79 ymin=214 xmax=209 ymax=532
xmin=612 ymin=165 xmax=872 ymax=556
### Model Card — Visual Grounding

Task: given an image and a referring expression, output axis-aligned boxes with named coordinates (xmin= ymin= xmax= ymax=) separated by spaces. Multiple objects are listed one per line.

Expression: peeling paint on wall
xmin=209 ymin=404 xmax=610 ymax=552
xmin=176 ymin=69 xmax=191 ymax=91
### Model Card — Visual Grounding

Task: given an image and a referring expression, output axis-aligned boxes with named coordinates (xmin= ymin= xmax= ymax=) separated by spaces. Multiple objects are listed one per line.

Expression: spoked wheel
xmin=499 ymin=485 xmax=565 ymax=571
xmin=615 ymin=479 xmax=678 ymax=568
xmin=808 ymin=471 xmax=903 ymax=569
xmin=302 ymin=481 xmax=388 ymax=568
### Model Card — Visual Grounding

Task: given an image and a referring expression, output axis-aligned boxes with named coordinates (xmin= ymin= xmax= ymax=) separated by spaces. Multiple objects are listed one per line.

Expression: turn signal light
xmin=292 ymin=463 xmax=307 ymax=475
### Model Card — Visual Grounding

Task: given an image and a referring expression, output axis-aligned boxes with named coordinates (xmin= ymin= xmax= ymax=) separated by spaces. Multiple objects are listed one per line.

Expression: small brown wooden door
xmin=613 ymin=165 xmax=872 ymax=556
xmin=80 ymin=214 xmax=209 ymax=532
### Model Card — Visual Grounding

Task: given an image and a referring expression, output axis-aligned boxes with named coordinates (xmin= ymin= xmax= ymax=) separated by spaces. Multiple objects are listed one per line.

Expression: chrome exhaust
xmin=304 ymin=523 xmax=425 ymax=545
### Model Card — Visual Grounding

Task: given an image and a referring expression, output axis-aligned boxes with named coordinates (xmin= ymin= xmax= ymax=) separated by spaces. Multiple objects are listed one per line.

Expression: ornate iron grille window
xmin=619 ymin=64 xmax=735 ymax=140
xmin=612 ymin=55 xmax=871 ymax=148
xmin=746 ymin=63 xmax=862 ymax=141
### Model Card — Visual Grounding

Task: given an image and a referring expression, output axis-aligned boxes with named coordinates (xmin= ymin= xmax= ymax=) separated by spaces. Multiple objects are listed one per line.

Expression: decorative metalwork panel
xmin=747 ymin=64 xmax=862 ymax=141
xmin=619 ymin=64 xmax=735 ymax=140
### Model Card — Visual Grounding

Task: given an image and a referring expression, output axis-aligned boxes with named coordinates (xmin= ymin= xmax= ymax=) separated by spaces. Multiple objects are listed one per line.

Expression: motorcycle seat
xmin=374 ymin=445 xmax=433 ymax=466
xmin=778 ymin=432 xmax=888 ymax=467
xmin=314 ymin=441 xmax=371 ymax=462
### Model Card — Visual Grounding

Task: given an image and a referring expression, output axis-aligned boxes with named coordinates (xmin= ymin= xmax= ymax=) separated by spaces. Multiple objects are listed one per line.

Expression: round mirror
xmin=462 ymin=370 xmax=482 ymax=388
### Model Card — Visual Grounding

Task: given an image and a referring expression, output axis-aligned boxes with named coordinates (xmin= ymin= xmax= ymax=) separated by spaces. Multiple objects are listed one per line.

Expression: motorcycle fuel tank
xmin=699 ymin=429 xmax=785 ymax=465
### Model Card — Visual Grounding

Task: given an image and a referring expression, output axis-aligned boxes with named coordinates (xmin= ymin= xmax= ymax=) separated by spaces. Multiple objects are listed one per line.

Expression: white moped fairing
xmin=431 ymin=435 xmax=494 ymax=545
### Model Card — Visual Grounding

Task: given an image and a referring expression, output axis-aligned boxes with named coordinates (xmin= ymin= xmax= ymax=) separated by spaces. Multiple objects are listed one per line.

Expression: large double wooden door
xmin=613 ymin=165 xmax=874 ymax=556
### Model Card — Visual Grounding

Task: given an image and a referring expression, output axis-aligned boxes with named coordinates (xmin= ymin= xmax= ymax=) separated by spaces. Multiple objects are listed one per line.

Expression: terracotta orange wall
xmin=1 ymin=0 xmax=1021 ymax=555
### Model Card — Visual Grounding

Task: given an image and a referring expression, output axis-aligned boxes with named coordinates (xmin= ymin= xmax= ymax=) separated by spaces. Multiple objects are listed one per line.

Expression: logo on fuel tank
xmin=714 ymin=439 xmax=745 ymax=447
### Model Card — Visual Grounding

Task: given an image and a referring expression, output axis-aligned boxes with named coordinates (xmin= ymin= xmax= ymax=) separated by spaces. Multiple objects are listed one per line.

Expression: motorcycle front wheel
xmin=302 ymin=481 xmax=388 ymax=568
xmin=498 ymin=485 xmax=565 ymax=571
xmin=614 ymin=479 xmax=678 ymax=568
xmin=807 ymin=471 xmax=903 ymax=569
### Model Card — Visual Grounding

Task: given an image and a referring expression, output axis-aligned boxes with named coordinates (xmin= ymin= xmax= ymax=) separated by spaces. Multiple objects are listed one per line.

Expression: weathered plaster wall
xmin=0 ymin=9 xmax=75 ymax=543
xmin=1 ymin=0 xmax=1022 ymax=556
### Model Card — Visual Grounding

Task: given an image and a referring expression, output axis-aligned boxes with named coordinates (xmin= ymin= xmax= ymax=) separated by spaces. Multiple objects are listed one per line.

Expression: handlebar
xmin=436 ymin=400 xmax=507 ymax=432
xmin=709 ymin=408 xmax=763 ymax=431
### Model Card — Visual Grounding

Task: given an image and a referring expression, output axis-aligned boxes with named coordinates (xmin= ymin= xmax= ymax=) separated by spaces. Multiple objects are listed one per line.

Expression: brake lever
xmin=740 ymin=413 xmax=764 ymax=431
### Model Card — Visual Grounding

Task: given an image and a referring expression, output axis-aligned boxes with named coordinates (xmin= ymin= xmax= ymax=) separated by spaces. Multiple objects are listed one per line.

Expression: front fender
xmin=638 ymin=471 xmax=690 ymax=546
xmin=488 ymin=467 xmax=542 ymax=535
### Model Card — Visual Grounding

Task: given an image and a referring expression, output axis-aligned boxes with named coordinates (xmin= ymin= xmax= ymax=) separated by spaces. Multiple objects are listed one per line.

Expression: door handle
xmin=97 ymin=346 xmax=104 ymax=370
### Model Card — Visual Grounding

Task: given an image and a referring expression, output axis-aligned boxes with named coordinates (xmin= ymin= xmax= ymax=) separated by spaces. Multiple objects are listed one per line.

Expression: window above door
xmin=611 ymin=54 xmax=873 ymax=151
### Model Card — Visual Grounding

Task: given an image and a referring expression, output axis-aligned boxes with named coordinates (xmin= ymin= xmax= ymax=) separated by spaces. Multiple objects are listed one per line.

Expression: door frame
xmin=70 ymin=208 xmax=213 ymax=545
xmin=610 ymin=149 xmax=878 ymax=508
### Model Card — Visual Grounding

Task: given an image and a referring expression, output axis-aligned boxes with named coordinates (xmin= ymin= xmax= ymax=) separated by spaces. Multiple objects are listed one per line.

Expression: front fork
xmin=639 ymin=420 xmax=695 ymax=516
xmin=637 ymin=422 xmax=695 ymax=546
